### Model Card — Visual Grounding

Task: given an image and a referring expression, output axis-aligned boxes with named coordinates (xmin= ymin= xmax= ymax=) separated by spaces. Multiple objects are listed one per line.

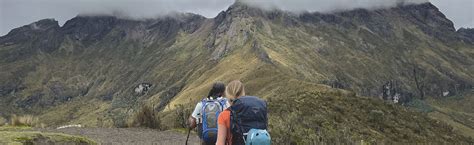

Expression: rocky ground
xmin=37 ymin=127 xmax=200 ymax=145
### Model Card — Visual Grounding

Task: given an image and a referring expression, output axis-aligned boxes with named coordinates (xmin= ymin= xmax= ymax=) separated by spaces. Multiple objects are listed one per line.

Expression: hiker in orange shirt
xmin=216 ymin=80 xmax=270 ymax=145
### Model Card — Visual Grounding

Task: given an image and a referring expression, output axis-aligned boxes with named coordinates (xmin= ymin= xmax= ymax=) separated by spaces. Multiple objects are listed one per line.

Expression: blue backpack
xmin=201 ymin=98 xmax=227 ymax=143
xmin=230 ymin=96 xmax=271 ymax=145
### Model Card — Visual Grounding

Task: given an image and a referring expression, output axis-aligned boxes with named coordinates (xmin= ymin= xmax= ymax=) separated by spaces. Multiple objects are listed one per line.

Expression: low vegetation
xmin=259 ymin=80 xmax=472 ymax=144
xmin=159 ymin=104 xmax=193 ymax=130
xmin=0 ymin=130 xmax=96 ymax=145
xmin=128 ymin=105 xmax=162 ymax=129
xmin=267 ymin=88 xmax=473 ymax=144
xmin=0 ymin=120 xmax=94 ymax=144
xmin=406 ymin=99 xmax=435 ymax=113
xmin=426 ymin=92 xmax=474 ymax=139
xmin=10 ymin=115 xmax=39 ymax=127
xmin=5 ymin=114 xmax=46 ymax=128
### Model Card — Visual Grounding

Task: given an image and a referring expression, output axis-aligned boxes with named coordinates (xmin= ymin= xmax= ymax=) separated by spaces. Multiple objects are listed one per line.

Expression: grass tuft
xmin=128 ymin=105 xmax=161 ymax=129
xmin=10 ymin=115 xmax=39 ymax=127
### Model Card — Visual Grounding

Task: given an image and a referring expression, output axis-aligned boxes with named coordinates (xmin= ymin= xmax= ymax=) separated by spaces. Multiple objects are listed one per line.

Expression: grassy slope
xmin=255 ymin=8 xmax=474 ymax=97
xmin=268 ymin=80 xmax=472 ymax=144
xmin=427 ymin=92 xmax=474 ymax=138
xmin=0 ymin=18 xmax=219 ymax=126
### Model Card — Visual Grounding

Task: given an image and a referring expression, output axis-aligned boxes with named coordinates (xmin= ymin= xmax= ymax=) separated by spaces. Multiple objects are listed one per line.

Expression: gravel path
xmin=37 ymin=128 xmax=201 ymax=145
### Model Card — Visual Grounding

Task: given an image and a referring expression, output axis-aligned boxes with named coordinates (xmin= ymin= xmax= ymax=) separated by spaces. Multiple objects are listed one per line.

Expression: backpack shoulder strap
xmin=201 ymin=98 xmax=209 ymax=104
xmin=200 ymin=98 xmax=209 ymax=112
xmin=219 ymin=98 xmax=227 ymax=108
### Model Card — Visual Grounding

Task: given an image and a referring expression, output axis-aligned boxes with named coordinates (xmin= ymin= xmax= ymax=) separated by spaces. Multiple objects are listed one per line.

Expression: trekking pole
xmin=185 ymin=128 xmax=191 ymax=145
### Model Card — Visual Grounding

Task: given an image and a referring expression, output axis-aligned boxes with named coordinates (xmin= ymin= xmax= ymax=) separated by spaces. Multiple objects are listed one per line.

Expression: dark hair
xmin=207 ymin=82 xmax=225 ymax=99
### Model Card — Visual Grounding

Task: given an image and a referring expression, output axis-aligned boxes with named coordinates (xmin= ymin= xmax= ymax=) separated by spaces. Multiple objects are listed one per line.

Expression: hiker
xmin=188 ymin=82 xmax=229 ymax=145
xmin=216 ymin=80 xmax=271 ymax=145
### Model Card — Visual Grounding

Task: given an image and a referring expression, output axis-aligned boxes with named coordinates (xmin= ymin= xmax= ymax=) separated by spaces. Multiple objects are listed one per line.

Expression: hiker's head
xmin=226 ymin=80 xmax=245 ymax=102
xmin=207 ymin=82 xmax=226 ymax=99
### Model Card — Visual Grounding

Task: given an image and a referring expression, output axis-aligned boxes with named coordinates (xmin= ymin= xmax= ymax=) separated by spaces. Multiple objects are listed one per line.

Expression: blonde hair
xmin=226 ymin=80 xmax=245 ymax=101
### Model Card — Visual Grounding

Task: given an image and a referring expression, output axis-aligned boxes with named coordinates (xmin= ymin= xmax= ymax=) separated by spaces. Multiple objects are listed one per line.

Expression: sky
xmin=0 ymin=0 xmax=473 ymax=36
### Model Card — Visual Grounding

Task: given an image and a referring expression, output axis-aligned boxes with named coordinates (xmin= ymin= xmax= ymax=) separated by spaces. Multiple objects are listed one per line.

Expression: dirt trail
xmin=37 ymin=128 xmax=200 ymax=145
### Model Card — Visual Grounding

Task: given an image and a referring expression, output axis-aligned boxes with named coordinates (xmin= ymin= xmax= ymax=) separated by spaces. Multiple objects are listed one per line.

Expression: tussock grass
xmin=10 ymin=115 xmax=40 ymax=127
xmin=128 ymin=105 xmax=161 ymax=129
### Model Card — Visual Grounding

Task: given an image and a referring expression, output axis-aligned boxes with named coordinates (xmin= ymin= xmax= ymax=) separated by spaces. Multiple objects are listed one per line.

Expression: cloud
xmin=240 ymin=0 xmax=429 ymax=13
xmin=1 ymin=0 xmax=472 ymax=36
xmin=0 ymin=0 xmax=234 ymax=35
xmin=3 ymin=0 xmax=234 ymax=18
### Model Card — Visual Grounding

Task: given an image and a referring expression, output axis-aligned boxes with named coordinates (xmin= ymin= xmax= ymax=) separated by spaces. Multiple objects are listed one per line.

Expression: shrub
xmin=406 ymin=99 xmax=435 ymax=113
xmin=174 ymin=104 xmax=192 ymax=128
xmin=368 ymin=110 xmax=385 ymax=123
xmin=158 ymin=104 xmax=193 ymax=129
xmin=368 ymin=110 xmax=386 ymax=131
xmin=128 ymin=105 xmax=161 ymax=129
xmin=10 ymin=114 xmax=39 ymax=127
xmin=0 ymin=116 xmax=6 ymax=126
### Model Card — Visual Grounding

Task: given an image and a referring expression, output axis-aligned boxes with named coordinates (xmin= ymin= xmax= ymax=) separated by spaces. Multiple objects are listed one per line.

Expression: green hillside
xmin=425 ymin=92 xmax=474 ymax=139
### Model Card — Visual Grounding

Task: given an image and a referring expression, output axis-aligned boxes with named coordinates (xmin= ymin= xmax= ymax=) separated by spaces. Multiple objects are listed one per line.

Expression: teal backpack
xmin=246 ymin=129 xmax=271 ymax=145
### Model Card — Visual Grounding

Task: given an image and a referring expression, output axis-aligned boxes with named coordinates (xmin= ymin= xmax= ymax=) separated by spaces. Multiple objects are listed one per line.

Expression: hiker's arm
xmin=216 ymin=124 xmax=227 ymax=145
xmin=188 ymin=102 xmax=202 ymax=129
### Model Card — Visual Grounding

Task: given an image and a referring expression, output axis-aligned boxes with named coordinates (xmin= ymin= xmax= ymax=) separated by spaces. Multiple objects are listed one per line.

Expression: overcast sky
xmin=0 ymin=0 xmax=473 ymax=36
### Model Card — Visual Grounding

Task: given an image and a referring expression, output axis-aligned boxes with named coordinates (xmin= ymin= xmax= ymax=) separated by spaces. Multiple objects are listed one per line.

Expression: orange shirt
xmin=218 ymin=110 xmax=232 ymax=145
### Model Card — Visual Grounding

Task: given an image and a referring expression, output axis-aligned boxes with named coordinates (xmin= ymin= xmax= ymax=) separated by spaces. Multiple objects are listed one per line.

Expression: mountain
xmin=0 ymin=1 xmax=473 ymax=143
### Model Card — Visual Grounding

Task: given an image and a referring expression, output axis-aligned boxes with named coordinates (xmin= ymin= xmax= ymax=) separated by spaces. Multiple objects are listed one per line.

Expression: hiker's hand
xmin=187 ymin=117 xmax=197 ymax=129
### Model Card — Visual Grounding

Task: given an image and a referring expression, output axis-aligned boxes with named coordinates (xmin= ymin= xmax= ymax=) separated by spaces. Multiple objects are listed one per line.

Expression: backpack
xmin=201 ymin=98 xmax=227 ymax=143
xmin=230 ymin=96 xmax=271 ymax=145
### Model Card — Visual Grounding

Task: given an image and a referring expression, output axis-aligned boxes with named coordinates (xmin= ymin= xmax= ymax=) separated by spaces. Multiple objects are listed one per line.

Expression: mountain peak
xmin=29 ymin=19 xmax=59 ymax=29
xmin=222 ymin=0 xmax=268 ymax=19
xmin=3 ymin=19 xmax=59 ymax=37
